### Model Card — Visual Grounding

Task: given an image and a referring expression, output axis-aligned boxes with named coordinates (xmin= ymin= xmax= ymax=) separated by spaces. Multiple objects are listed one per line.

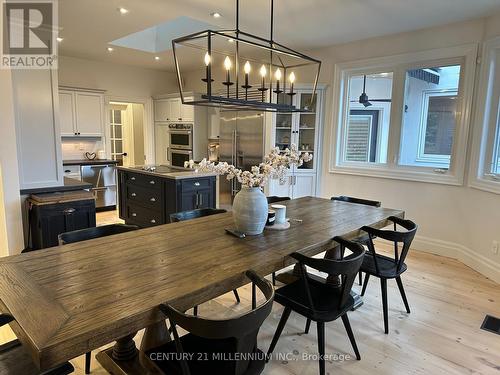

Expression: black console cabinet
xmin=29 ymin=197 xmax=96 ymax=250
xmin=118 ymin=170 xmax=216 ymax=228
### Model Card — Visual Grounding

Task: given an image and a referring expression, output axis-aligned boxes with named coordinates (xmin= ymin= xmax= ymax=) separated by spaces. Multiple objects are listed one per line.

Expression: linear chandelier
xmin=172 ymin=0 xmax=321 ymax=112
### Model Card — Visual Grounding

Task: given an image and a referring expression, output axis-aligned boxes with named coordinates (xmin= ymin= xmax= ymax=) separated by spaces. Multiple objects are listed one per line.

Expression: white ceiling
xmin=58 ymin=0 xmax=500 ymax=71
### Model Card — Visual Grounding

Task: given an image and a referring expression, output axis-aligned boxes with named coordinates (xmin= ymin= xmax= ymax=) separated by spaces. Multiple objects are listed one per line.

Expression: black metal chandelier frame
xmin=172 ymin=0 xmax=321 ymax=112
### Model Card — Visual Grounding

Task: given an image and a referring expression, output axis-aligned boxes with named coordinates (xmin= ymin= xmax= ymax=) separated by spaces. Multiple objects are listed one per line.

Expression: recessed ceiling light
xmin=57 ymin=37 xmax=63 ymax=42
xmin=210 ymin=12 xmax=221 ymax=18
xmin=118 ymin=7 xmax=129 ymax=15
xmin=155 ymin=56 xmax=160 ymax=61
xmin=107 ymin=47 xmax=114 ymax=52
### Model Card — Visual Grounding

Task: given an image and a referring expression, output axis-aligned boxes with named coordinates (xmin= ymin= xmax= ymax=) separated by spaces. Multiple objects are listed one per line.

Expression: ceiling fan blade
xmin=363 ymin=101 xmax=372 ymax=108
xmin=370 ymin=99 xmax=392 ymax=102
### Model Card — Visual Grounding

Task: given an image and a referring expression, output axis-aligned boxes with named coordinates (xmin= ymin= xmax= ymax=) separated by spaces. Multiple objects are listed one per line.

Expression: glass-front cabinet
xmin=268 ymin=87 xmax=323 ymax=198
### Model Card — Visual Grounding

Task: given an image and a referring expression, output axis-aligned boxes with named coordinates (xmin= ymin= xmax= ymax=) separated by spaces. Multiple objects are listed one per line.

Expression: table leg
xmin=112 ymin=333 xmax=138 ymax=361
xmin=139 ymin=320 xmax=171 ymax=371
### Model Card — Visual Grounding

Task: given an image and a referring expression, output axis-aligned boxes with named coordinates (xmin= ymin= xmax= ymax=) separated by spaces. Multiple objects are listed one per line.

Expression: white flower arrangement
xmin=185 ymin=144 xmax=313 ymax=188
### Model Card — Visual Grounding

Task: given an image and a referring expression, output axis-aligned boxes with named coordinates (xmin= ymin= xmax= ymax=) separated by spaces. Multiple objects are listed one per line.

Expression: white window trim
xmin=415 ymin=89 xmax=457 ymax=165
xmin=330 ymin=44 xmax=478 ymax=186
xmin=469 ymin=36 xmax=500 ymax=195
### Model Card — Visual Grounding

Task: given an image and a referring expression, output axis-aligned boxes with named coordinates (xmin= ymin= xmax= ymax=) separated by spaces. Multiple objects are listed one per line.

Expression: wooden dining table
xmin=0 ymin=197 xmax=403 ymax=374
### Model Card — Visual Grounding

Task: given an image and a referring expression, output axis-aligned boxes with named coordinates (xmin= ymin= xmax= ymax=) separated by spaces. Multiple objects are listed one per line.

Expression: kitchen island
xmin=117 ymin=166 xmax=217 ymax=227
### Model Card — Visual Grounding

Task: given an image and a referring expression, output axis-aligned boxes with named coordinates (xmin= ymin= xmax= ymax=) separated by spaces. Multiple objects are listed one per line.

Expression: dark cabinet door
xmin=196 ymin=189 xmax=212 ymax=209
xmin=180 ymin=191 xmax=197 ymax=212
xmin=31 ymin=199 xmax=96 ymax=250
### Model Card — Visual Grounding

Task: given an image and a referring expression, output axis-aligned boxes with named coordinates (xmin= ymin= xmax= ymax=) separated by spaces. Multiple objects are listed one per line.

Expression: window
xmin=332 ymin=44 xmax=477 ymax=185
xmin=400 ymin=65 xmax=461 ymax=169
xmin=470 ymin=38 xmax=500 ymax=193
xmin=341 ymin=73 xmax=392 ymax=164
xmin=110 ymin=109 xmax=124 ymax=165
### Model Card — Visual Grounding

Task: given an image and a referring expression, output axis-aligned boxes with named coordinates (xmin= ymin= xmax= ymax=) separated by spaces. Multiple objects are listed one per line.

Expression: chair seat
xmin=146 ymin=333 xmax=265 ymax=375
xmin=275 ymin=278 xmax=354 ymax=322
xmin=0 ymin=340 xmax=74 ymax=375
xmin=360 ymin=253 xmax=407 ymax=278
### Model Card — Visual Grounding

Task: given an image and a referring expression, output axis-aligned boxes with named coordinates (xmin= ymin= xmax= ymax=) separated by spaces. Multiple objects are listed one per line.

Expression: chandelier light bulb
xmin=204 ymin=52 xmax=211 ymax=66
xmin=260 ymin=65 xmax=267 ymax=77
xmin=244 ymin=61 xmax=251 ymax=74
xmin=275 ymin=68 xmax=282 ymax=81
xmin=289 ymin=72 xmax=295 ymax=83
xmin=224 ymin=56 xmax=232 ymax=71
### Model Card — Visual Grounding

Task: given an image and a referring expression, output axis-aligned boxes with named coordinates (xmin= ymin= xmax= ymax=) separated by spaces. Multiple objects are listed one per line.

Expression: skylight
xmin=110 ymin=16 xmax=217 ymax=53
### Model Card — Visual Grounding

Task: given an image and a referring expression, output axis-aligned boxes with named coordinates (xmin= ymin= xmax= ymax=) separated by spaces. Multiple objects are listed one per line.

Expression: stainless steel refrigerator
xmin=219 ymin=111 xmax=265 ymax=209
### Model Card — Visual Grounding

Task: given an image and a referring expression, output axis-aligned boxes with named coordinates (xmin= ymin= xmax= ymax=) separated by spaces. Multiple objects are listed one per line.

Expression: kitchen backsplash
xmin=62 ymin=139 xmax=105 ymax=160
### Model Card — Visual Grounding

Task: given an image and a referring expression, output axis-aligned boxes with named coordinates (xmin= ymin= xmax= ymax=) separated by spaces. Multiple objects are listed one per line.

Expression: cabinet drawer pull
xmin=194 ymin=182 xmax=200 ymax=186
xmin=63 ymin=208 xmax=76 ymax=214
xmin=131 ymin=193 xmax=137 ymax=197
xmin=131 ymin=177 xmax=136 ymax=181
xmin=132 ymin=213 xmax=137 ymax=217
xmin=149 ymin=180 xmax=156 ymax=185
xmin=150 ymin=197 xmax=156 ymax=202
xmin=150 ymin=219 xmax=156 ymax=224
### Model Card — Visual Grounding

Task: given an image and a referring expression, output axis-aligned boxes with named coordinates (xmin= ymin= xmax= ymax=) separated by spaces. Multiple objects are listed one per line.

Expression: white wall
xmin=0 ymin=69 xmax=25 ymax=256
xmin=309 ymin=16 xmax=500 ymax=282
xmin=58 ymin=55 xmax=177 ymax=97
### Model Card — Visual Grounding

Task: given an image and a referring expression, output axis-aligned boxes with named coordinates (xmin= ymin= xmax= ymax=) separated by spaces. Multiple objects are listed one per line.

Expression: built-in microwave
xmin=168 ymin=148 xmax=193 ymax=169
xmin=168 ymin=123 xmax=192 ymax=150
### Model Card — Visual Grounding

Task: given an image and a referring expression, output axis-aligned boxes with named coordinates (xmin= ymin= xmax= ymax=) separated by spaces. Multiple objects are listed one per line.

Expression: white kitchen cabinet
xmin=268 ymin=87 xmax=324 ymax=199
xmin=59 ymin=90 xmax=76 ymax=136
xmin=75 ymin=92 xmax=104 ymax=136
xmin=154 ymin=96 xmax=195 ymax=122
xmin=58 ymin=88 xmax=104 ymax=137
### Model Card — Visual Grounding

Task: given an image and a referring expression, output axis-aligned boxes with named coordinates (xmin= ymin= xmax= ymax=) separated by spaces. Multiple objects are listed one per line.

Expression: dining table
xmin=0 ymin=197 xmax=404 ymax=374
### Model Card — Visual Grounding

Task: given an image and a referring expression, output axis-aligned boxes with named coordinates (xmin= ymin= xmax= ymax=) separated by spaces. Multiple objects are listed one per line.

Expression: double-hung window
xmin=331 ymin=44 xmax=477 ymax=185
xmin=470 ymin=37 xmax=500 ymax=193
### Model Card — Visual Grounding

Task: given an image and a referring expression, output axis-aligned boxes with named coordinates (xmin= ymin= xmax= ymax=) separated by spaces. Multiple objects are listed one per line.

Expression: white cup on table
xmin=271 ymin=204 xmax=287 ymax=225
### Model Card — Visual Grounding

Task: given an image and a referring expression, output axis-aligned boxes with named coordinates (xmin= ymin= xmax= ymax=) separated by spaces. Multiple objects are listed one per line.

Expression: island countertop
xmin=116 ymin=165 xmax=217 ymax=180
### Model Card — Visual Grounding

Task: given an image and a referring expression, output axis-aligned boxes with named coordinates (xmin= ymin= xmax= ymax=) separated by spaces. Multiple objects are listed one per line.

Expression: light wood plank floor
xmin=1 ymin=245 xmax=499 ymax=374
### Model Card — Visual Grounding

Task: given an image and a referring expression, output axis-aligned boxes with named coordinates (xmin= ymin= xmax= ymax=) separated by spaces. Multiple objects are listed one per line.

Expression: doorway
xmin=108 ymin=102 xmax=146 ymax=166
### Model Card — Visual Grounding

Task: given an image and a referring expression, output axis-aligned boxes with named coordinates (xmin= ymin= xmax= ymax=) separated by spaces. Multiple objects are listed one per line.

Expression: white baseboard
xmin=411 ymin=235 xmax=500 ymax=284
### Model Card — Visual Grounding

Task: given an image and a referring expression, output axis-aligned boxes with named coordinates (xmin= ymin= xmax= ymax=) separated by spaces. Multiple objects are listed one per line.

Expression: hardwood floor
xmin=95 ymin=209 xmax=124 ymax=226
xmin=1 ymin=245 xmax=499 ymax=374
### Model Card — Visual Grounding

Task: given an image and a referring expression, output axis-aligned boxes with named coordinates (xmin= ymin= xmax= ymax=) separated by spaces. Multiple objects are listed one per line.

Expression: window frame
xmin=469 ymin=37 xmax=500 ymax=194
xmin=415 ymin=89 xmax=458 ymax=165
xmin=330 ymin=44 xmax=478 ymax=186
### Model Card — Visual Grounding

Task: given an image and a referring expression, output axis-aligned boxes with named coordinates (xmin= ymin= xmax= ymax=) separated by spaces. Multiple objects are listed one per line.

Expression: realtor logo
xmin=1 ymin=0 xmax=58 ymax=69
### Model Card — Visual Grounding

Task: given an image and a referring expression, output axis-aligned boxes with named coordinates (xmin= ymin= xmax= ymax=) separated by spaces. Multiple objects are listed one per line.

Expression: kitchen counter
xmin=20 ymin=177 xmax=93 ymax=195
xmin=63 ymin=159 xmax=119 ymax=166
xmin=116 ymin=165 xmax=217 ymax=180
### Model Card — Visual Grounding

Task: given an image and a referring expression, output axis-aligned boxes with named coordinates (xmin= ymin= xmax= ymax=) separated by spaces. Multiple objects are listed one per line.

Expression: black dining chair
xmin=169 ymin=208 xmax=240 ymax=314
xmin=359 ymin=216 xmax=417 ymax=334
xmin=266 ymin=196 xmax=291 ymax=204
xmin=0 ymin=314 xmax=74 ymax=375
xmin=267 ymin=237 xmax=365 ymax=375
xmin=266 ymin=196 xmax=291 ymax=286
xmin=58 ymin=223 xmax=139 ymax=374
xmin=146 ymin=270 xmax=274 ymax=375
xmin=169 ymin=208 xmax=228 ymax=223
xmin=331 ymin=196 xmax=382 ymax=285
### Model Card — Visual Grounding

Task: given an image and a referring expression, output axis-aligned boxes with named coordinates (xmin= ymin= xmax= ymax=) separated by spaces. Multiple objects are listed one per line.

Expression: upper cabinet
xmin=59 ymin=88 xmax=105 ymax=137
xmin=154 ymin=96 xmax=194 ymax=122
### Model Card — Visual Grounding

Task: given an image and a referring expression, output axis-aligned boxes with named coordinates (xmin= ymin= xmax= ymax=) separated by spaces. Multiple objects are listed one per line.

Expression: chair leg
xmin=361 ymin=273 xmax=370 ymax=296
xmin=304 ymin=318 xmax=311 ymax=334
xmin=252 ymin=282 xmax=256 ymax=309
xmin=317 ymin=321 xmax=326 ymax=375
xmin=395 ymin=276 xmax=410 ymax=313
xmin=341 ymin=314 xmax=360 ymax=360
xmin=233 ymin=289 xmax=241 ymax=303
xmin=358 ymin=271 xmax=363 ymax=286
xmin=380 ymin=278 xmax=388 ymax=334
xmin=272 ymin=272 xmax=276 ymax=286
xmin=267 ymin=307 xmax=292 ymax=361
xmin=85 ymin=351 xmax=91 ymax=374
xmin=193 ymin=305 xmax=198 ymax=316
